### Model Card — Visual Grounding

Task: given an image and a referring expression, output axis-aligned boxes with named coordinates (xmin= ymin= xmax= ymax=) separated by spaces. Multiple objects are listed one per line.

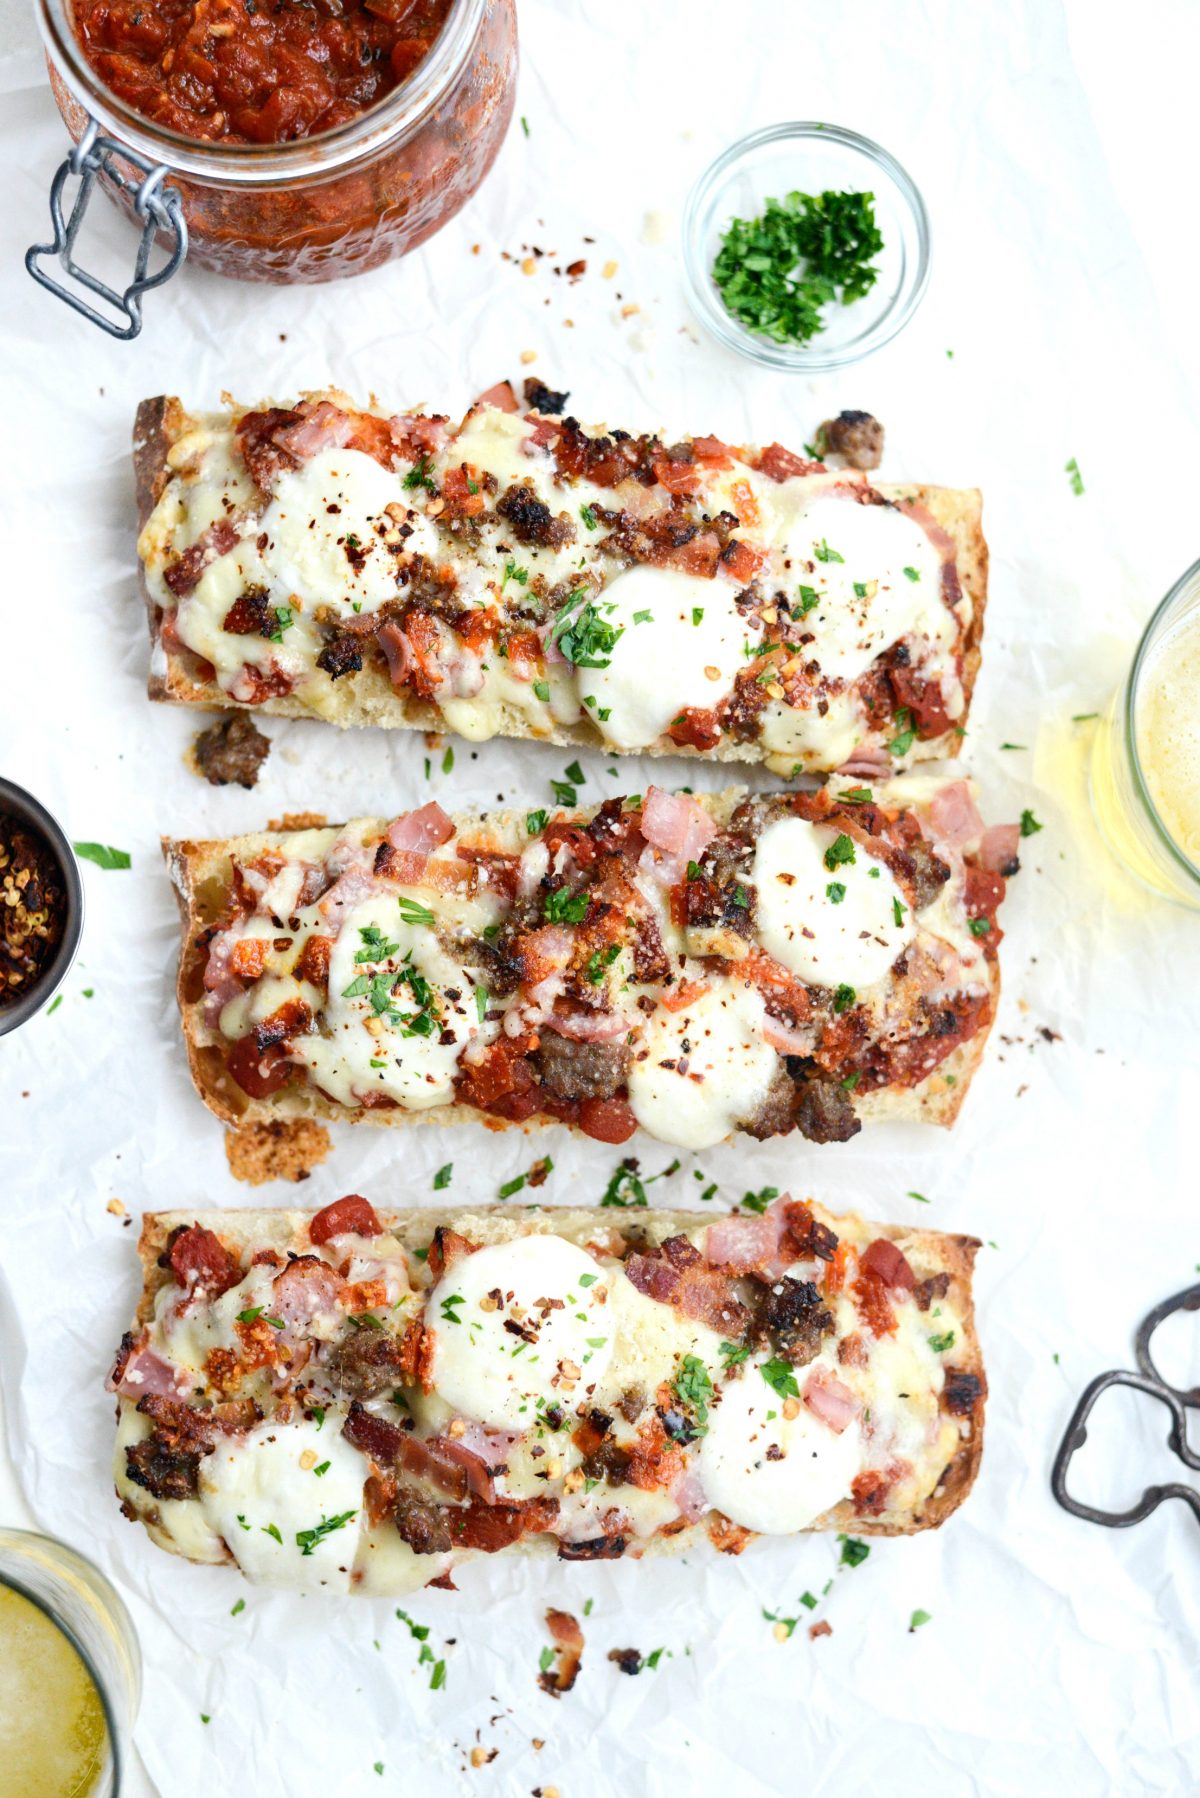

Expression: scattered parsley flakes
xmin=909 ymin=1608 xmax=932 ymax=1631
xmin=833 ymin=983 xmax=857 ymax=1013
xmin=397 ymin=897 xmax=436 ymax=928
xmin=1020 ymin=808 xmax=1043 ymax=838
xmin=813 ymin=537 xmax=844 ymax=564
xmin=73 ymin=842 xmax=130 ymax=870
xmin=1065 ymin=457 xmax=1084 ymax=496
xmin=433 ymin=1163 xmax=453 ymax=1190
xmin=532 ymin=679 xmax=551 ymax=703
xmin=712 ymin=188 xmax=883 ymax=347
xmin=402 ymin=454 xmax=437 ymax=494
xmin=928 ymin=1331 xmax=955 ymax=1353
xmin=580 ymin=502 xmax=597 ymax=530
xmin=826 ymin=881 xmax=846 ymax=904
xmin=887 ymin=705 xmax=917 ymax=757
xmin=231 ymin=1598 xmax=245 ymax=1616
xmin=741 ymin=1185 xmax=779 ymax=1215
xmin=907 ymin=1190 xmax=930 ymax=1204
xmin=838 ymin=1534 xmax=870 ymax=1567
xmin=673 ymin=1354 xmax=714 ymax=1434
xmin=968 ymin=917 xmax=992 ymax=937
xmin=760 ymin=1357 xmax=800 ymax=1400
xmin=526 ymin=809 xmax=548 ymax=835
xmin=902 ymin=565 xmax=921 ymax=582
xmin=823 ymin=832 xmax=856 ymax=871
xmin=545 ymin=886 xmax=589 ymax=924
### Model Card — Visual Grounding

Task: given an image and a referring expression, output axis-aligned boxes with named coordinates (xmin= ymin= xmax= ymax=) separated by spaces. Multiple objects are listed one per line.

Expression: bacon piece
xmin=456 ymin=1036 xmax=540 ymax=1121
xmin=803 ymin=1367 xmax=861 ymax=1434
xmin=309 ymin=1194 xmax=382 ymax=1245
xmin=928 ymin=780 xmax=984 ymax=849
xmin=756 ymin=442 xmax=824 ymax=482
xmin=272 ymin=1255 xmax=345 ymax=1327
xmin=719 ymin=539 xmax=765 ymax=584
xmin=293 ymin=934 xmax=333 ymax=987
xmin=550 ymin=1008 xmax=629 ymax=1043
xmin=473 ymin=380 xmax=519 ymax=414
xmin=979 ymin=823 xmax=1021 ymax=875
xmin=444 ymin=1496 xmax=558 ymax=1552
xmin=704 ymin=1211 xmax=780 ymax=1275
xmin=762 ymin=1014 xmax=812 ymax=1056
xmin=670 ymin=1468 xmax=707 ymax=1523
xmin=652 ymin=453 xmax=700 ymax=497
xmin=625 ymin=1236 xmax=749 ymax=1335
xmin=426 ymin=1226 xmax=477 ymax=1281
xmin=163 ymin=518 xmax=239 ymax=597
xmin=166 ymin=1225 xmax=242 ymax=1298
xmin=388 ymin=413 xmax=450 ymax=459
xmin=540 ymin=1608 xmax=585 ymax=1696
xmin=851 ymin=1462 xmax=907 ymax=1516
xmin=386 ymin=802 xmax=454 ymax=854
xmin=376 ymin=620 xmax=413 ymax=690
xmin=667 ymin=707 xmax=723 ymax=751
xmin=343 ymin=1401 xmax=405 ymax=1466
xmin=890 ymin=666 xmax=952 ymax=739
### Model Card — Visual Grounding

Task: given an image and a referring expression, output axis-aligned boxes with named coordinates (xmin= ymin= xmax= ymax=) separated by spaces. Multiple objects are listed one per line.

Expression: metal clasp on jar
xmin=26 ymin=116 xmax=187 ymax=340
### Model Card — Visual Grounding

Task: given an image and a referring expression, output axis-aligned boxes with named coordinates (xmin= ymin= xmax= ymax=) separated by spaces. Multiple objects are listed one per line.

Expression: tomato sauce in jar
xmin=74 ymin=0 xmax=455 ymax=145
xmin=40 ymin=0 xmax=516 ymax=284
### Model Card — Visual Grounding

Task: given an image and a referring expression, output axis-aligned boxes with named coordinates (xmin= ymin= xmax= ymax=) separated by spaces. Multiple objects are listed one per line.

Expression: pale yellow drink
xmin=1090 ymin=564 xmax=1200 ymax=909
xmin=0 ymin=1585 xmax=107 ymax=1796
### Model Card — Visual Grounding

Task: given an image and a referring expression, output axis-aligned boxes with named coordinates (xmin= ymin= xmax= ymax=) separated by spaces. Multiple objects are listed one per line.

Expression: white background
xmin=2 ymin=2 xmax=1200 ymax=1794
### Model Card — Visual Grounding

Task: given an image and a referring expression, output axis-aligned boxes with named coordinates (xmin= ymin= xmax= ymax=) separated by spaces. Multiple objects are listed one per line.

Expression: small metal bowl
xmin=0 ymin=777 xmax=84 ymax=1036
xmin=683 ymin=121 xmax=931 ymax=371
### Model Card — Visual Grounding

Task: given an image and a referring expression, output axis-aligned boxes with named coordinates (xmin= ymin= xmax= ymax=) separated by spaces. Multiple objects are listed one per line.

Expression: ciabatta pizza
xmin=166 ymin=775 xmax=1017 ymax=1147
xmin=135 ymin=383 xmax=987 ymax=776
xmin=111 ymin=1197 xmax=985 ymax=1594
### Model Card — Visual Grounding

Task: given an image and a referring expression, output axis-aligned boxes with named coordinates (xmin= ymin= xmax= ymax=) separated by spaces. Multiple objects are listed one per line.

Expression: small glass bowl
xmin=683 ymin=121 xmax=931 ymax=372
xmin=0 ymin=777 xmax=85 ymax=1036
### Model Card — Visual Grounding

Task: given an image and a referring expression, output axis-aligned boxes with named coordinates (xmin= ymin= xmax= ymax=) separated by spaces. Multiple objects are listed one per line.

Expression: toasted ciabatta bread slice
xmin=165 ymin=775 xmax=1014 ymax=1146
xmin=135 ymin=387 xmax=987 ymax=777
xmin=111 ymin=1197 xmax=985 ymax=1593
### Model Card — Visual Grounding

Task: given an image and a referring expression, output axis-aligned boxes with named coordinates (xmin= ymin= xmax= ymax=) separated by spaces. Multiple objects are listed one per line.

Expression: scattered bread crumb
xmin=267 ymin=812 xmax=327 ymax=832
xmin=106 ymin=1198 xmax=127 ymax=1217
xmin=225 ymin=1118 xmax=332 ymax=1186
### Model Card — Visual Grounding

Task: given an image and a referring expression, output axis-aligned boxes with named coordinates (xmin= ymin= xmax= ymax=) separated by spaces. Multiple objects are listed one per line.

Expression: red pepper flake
xmin=809 ymin=1620 xmax=833 ymax=1640
xmin=0 ymin=815 xmax=66 ymax=1007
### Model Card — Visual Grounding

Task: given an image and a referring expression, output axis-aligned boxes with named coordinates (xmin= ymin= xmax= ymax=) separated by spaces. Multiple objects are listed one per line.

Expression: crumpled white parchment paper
xmin=3 ymin=3 xmax=1200 ymax=1793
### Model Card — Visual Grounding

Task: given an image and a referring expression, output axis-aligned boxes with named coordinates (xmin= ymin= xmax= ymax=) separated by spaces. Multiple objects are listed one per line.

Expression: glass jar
xmin=32 ymin=0 xmax=516 ymax=300
xmin=0 ymin=1528 xmax=142 ymax=1797
xmin=1089 ymin=559 xmax=1200 ymax=910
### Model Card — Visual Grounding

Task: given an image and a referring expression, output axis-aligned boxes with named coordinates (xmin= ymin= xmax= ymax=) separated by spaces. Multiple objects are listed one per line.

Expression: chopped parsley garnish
xmin=823 ymin=833 xmax=856 ymax=871
xmin=1065 ymin=457 xmax=1085 ymax=496
xmin=295 ymin=1511 xmax=358 ymax=1556
xmin=580 ymin=502 xmax=597 ymax=530
xmin=813 ymin=538 xmax=844 ymax=564
xmin=833 ymin=983 xmax=857 ymax=1013
xmin=564 ymin=759 xmax=585 ymax=786
xmin=692 ymin=606 xmax=705 ymax=625
xmin=549 ymin=588 xmax=623 ymax=668
xmin=892 ymin=896 xmax=907 ymax=927
xmin=760 ymin=1357 xmax=800 ymax=1400
xmin=356 ymin=924 xmax=400 ymax=964
xmin=826 ymin=881 xmax=846 ymax=904
xmin=632 ymin=608 xmax=653 ymax=625
xmin=231 ymin=1598 xmax=245 ymax=1616
xmin=501 ymin=560 xmax=529 ymax=588
xmin=1020 ymin=808 xmax=1043 ymax=838
xmin=550 ymin=779 xmax=577 ymax=806
xmin=269 ymin=605 xmax=294 ymax=643
xmin=433 ymin=1163 xmax=452 ymax=1190
xmin=838 ymin=1534 xmax=870 ymax=1567
xmin=731 ymin=884 xmax=750 ymax=909
xmin=887 ymin=706 xmax=916 ymax=757
xmin=526 ymin=809 xmax=548 ymax=835
xmin=600 ymin=1153 xmax=679 ymax=1208
xmin=313 ymin=1460 xmax=330 ymax=1477
xmin=968 ymin=917 xmax=992 ymax=938
xmin=909 ymin=1608 xmax=932 ymax=1631
xmin=838 ymin=787 xmax=873 ymax=804
xmin=236 ymin=1306 xmax=264 ymax=1324
xmin=841 ymin=1069 xmax=860 ymax=1090
xmin=586 ymin=943 xmax=621 ymax=984
xmin=544 ymin=886 xmax=590 ymax=924
xmin=797 ymin=584 xmax=820 ymax=616
xmin=533 ymin=679 xmax=551 ymax=703
xmin=403 ymin=455 xmax=437 ymax=493
xmin=498 ymin=1174 xmax=526 ymax=1199
xmin=907 ymin=1190 xmax=930 ymax=1204
xmin=475 ymin=985 xmax=489 ymax=1023
xmin=441 ymin=746 xmax=454 ymax=775
xmin=741 ymin=1186 xmax=779 ymax=1215
xmin=928 ymin=1331 xmax=955 ymax=1353
xmin=73 ymin=842 xmax=131 ymax=870
xmin=1001 ymin=742 xmax=1027 ymax=751
xmin=720 ymin=1340 xmax=750 ymax=1368
xmin=429 ymin=1660 xmax=446 ymax=1691
xmin=711 ymin=188 xmax=883 ymax=347
xmin=262 ymin=1523 xmax=283 ymax=1544
xmin=853 ymin=581 xmax=868 ymax=599
xmin=397 ymin=897 xmax=436 ymax=928
xmin=672 ymin=1355 xmax=714 ymax=1433
xmin=902 ymin=565 xmax=921 ymax=582
xmin=763 ymin=1606 xmax=799 ymax=1637
xmin=439 ymin=1293 xmax=465 ymax=1325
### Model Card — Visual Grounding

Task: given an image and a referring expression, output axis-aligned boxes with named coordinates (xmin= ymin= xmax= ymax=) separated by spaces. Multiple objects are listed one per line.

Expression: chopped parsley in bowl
xmin=683 ymin=122 xmax=930 ymax=372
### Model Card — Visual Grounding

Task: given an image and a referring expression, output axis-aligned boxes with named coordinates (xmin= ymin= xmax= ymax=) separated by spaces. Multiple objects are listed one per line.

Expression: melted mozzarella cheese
xmin=758 ymin=689 xmax=864 ymax=773
xmin=198 ymin=1417 xmax=365 ymax=1591
xmin=700 ymin=1355 xmax=863 ymax=1534
xmin=592 ymin=1267 xmax=724 ymax=1420
xmin=577 ymin=567 xmax=753 ymax=749
xmin=114 ymin=1408 xmax=227 ymax=1564
xmin=426 ymin=1235 xmax=614 ymax=1430
xmin=259 ymin=449 xmax=436 ymax=619
xmin=627 ymin=977 xmax=778 ymax=1149
xmin=293 ymin=892 xmax=500 ymax=1109
xmin=353 ymin=1525 xmax=451 ymax=1596
xmin=753 ymin=814 xmax=915 ymax=989
xmin=772 ymin=490 xmax=948 ymax=683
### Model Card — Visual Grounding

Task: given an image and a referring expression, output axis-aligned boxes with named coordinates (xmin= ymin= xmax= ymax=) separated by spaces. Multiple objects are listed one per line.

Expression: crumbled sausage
xmin=193 ymin=712 xmax=271 ymax=789
xmin=943 ymin=1371 xmax=984 ymax=1415
xmin=794 ymin=1076 xmax=862 ymax=1144
xmin=741 ymin=1063 xmax=799 ymax=1139
xmin=524 ymin=377 xmax=569 ymax=416
xmin=125 ymin=1435 xmax=202 ymax=1502
xmin=316 ymin=634 xmax=364 ymax=680
xmin=820 ymin=410 xmax=884 ymax=470
xmin=534 ymin=1031 xmax=630 ymax=1101
xmin=496 ymin=483 xmax=574 ymax=550
xmin=394 ymin=1490 xmax=453 ymax=1555
xmin=324 ymin=1327 xmax=408 ymax=1399
xmin=760 ymin=1277 xmax=834 ymax=1367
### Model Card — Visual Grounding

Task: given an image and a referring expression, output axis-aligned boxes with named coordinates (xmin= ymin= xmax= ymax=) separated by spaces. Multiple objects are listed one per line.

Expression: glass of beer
xmin=0 ymin=1529 xmax=141 ymax=1796
xmin=1090 ymin=559 xmax=1200 ymax=909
